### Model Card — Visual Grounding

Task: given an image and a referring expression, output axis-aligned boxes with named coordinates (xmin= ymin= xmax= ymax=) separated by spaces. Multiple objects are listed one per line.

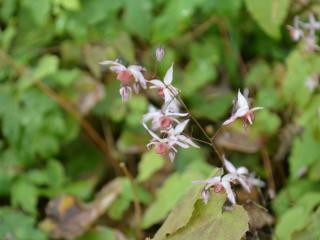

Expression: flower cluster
xmin=143 ymin=66 xmax=199 ymax=161
xmin=193 ymin=156 xmax=264 ymax=205
xmin=100 ymin=49 xmax=264 ymax=205
xmin=288 ymin=14 xmax=320 ymax=52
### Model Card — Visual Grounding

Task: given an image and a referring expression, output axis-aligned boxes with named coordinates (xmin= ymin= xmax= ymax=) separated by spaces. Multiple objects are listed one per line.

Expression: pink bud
xmin=119 ymin=86 xmax=132 ymax=102
xmin=156 ymin=47 xmax=165 ymax=62
xmin=155 ymin=143 xmax=168 ymax=155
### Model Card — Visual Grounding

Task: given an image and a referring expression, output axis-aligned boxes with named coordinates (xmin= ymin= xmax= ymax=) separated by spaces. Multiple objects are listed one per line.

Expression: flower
xmin=223 ymin=157 xmax=251 ymax=193
xmin=223 ymin=90 xmax=263 ymax=128
xmin=193 ymin=175 xmax=236 ymax=204
xmin=99 ymin=60 xmax=147 ymax=101
xmin=156 ymin=47 xmax=165 ymax=62
xmin=303 ymin=14 xmax=320 ymax=34
xmin=287 ymin=16 xmax=304 ymax=41
xmin=143 ymin=105 xmax=188 ymax=130
xmin=143 ymin=120 xmax=198 ymax=161
xmin=149 ymin=64 xmax=179 ymax=103
xmin=305 ymin=74 xmax=319 ymax=91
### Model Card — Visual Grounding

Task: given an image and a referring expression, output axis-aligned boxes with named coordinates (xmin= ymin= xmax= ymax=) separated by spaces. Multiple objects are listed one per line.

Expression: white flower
xmin=305 ymin=74 xmax=319 ymax=91
xmin=193 ymin=174 xmax=236 ymax=204
xmin=149 ymin=64 xmax=179 ymax=103
xmin=223 ymin=90 xmax=263 ymax=127
xmin=99 ymin=60 xmax=147 ymax=101
xmin=223 ymin=157 xmax=251 ymax=193
xmin=287 ymin=16 xmax=304 ymax=41
xmin=143 ymin=120 xmax=198 ymax=161
xmin=143 ymin=105 xmax=188 ymax=130
xmin=303 ymin=14 xmax=320 ymax=34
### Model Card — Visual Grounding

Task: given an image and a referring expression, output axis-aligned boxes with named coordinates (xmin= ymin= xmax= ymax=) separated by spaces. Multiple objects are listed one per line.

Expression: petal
xmin=143 ymin=123 xmax=161 ymax=140
xmin=237 ymin=90 xmax=249 ymax=109
xmin=250 ymin=107 xmax=263 ymax=112
xmin=237 ymin=167 xmax=249 ymax=175
xmin=164 ymin=64 xmax=173 ymax=85
xmin=149 ymin=79 xmax=165 ymax=88
xmin=177 ymin=135 xmax=199 ymax=148
xmin=221 ymin=181 xmax=236 ymax=204
xmin=222 ymin=115 xmax=238 ymax=125
xmin=174 ymin=119 xmax=189 ymax=134
xmin=223 ymin=158 xmax=237 ymax=174
xmin=238 ymin=177 xmax=251 ymax=193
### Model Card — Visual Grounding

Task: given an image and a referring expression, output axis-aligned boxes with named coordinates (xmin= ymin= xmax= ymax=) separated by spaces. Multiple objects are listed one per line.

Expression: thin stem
xmin=119 ymin=162 xmax=142 ymax=240
xmin=261 ymin=147 xmax=276 ymax=199
xmin=191 ymin=137 xmax=212 ymax=146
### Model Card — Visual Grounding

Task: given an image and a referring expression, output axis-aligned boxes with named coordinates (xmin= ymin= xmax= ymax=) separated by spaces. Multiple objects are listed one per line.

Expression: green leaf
xmin=293 ymin=206 xmax=320 ymax=240
xmin=21 ymin=0 xmax=51 ymax=26
xmin=76 ymin=226 xmax=116 ymax=240
xmin=55 ymin=0 xmax=81 ymax=11
xmin=275 ymin=192 xmax=320 ymax=240
xmin=244 ymin=0 xmax=290 ymax=39
xmin=0 ymin=207 xmax=47 ymax=240
xmin=289 ymin=128 xmax=320 ymax=180
xmin=34 ymin=55 xmax=60 ymax=79
xmin=142 ymin=170 xmax=204 ymax=228
xmin=137 ymin=151 xmax=165 ymax=182
xmin=11 ymin=180 xmax=38 ymax=215
xmin=152 ymin=185 xmax=204 ymax=239
xmin=283 ymin=50 xmax=320 ymax=109
xmin=154 ymin=193 xmax=249 ymax=240
xmin=123 ymin=0 xmax=152 ymax=39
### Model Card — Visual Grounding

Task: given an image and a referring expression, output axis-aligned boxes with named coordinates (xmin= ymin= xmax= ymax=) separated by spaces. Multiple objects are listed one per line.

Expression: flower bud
xmin=156 ymin=47 xmax=165 ymax=62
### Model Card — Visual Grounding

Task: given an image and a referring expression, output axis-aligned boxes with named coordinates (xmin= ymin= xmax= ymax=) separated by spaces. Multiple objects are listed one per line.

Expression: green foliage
xmin=154 ymin=191 xmax=249 ymax=240
xmin=244 ymin=0 xmax=290 ymax=39
xmin=1 ymin=0 xmax=320 ymax=238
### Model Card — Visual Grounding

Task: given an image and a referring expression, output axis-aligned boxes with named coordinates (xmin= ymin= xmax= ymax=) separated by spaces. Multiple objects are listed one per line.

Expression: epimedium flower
xmin=149 ymin=64 xmax=179 ymax=103
xmin=143 ymin=105 xmax=188 ymax=130
xmin=223 ymin=157 xmax=251 ymax=193
xmin=99 ymin=60 xmax=147 ymax=101
xmin=223 ymin=90 xmax=263 ymax=128
xmin=192 ymin=175 xmax=236 ymax=204
xmin=287 ymin=16 xmax=304 ymax=41
xmin=143 ymin=120 xmax=198 ymax=161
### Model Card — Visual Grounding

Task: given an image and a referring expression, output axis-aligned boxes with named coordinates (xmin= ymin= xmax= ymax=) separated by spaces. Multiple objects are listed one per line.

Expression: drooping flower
xmin=99 ymin=60 xmax=147 ymax=101
xmin=193 ymin=175 xmax=236 ymax=204
xmin=303 ymin=14 xmax=320 ymax=34
xmin=143 ymin=120 xmax=198 ymax=161
xmin=223 ymin=157 xmax=251 ymax=193
xmin=143 ymin=105 xmax=188 ymax=130
xmin=156 ymin=47 xmax=165 ymax=62
xmin=223 ymin=90 xmax=263 ymax=128
xmin=305 ymin=74 xmax=319 ymax=91
xmin=287 ymin=16 xmax=304 ymax=41
xmin=149 ymin=64 xmax=179 ymax=103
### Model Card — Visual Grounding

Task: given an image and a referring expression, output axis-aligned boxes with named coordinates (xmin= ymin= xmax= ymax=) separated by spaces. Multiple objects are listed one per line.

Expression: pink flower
xmin=149 ymin=64 xmax=179 ymax=103
xmin=303 ymin=14 xmax=320 ymax=34
xmin=193 ymin=175 xmax=236 ymax=204
xmin=143 ymin=105 xmax=188 ymax=130
xmin=287 ymin=16 xmax=304 ymax=41
xmin=223 ymin=90 xmax=263 ymax=127
xmin=99 ymin=60 xmax=147 ymax=101
xmin=223 ymin=157 xmax=251 ymax=193
xmin=143 ymin=120 xmax=198 ymax=161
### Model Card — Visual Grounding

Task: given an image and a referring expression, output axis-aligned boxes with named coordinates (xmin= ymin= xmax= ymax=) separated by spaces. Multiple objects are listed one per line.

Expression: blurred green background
xmin=1 ymin=0 xmax=320 ymax=239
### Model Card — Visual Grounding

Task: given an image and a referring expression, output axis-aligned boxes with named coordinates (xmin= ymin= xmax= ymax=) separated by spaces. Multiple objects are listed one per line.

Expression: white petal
xmin=238 ymin=177 xmax=251 ymax=193
xmin=237 ymin=167 xmax=249 ymax=175
xmin=164 ymin=64 xmax=174 ymax=85
xmin=222 ymin=115 xmax=238 ymax=125
xmin=174 ymin=119 xmax=189 ymax=134
xmin=237 ymin=90 xmax=249 ymax=109
xmin=143 ymin=123 xmax=161 ymax=140
xmin=250 ymin=107 xmax=263 ymax=112
xmin=221 ymin=181 xmax=236 ymax=204
xmin=149 ymin=79 xmax=165 ymax=88
xmin=223 ymin=158 xmax=237 ymax=174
